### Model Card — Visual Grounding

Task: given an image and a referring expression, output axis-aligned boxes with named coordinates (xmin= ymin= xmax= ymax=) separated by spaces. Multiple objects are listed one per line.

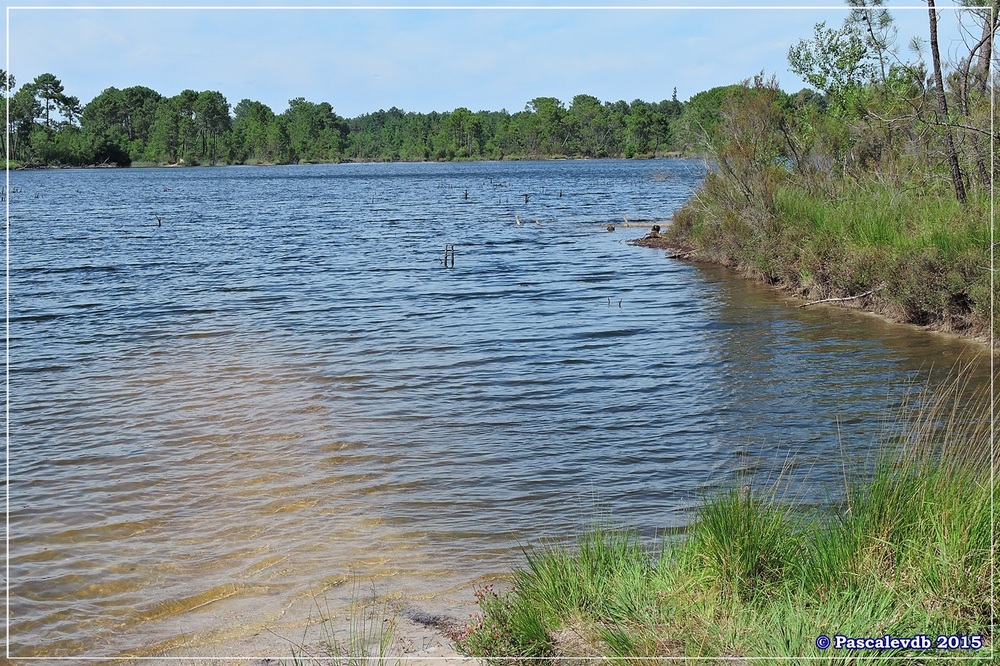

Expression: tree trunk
xmin=974 ymin=1 xmax=997 ymax=97
xmin=928 ymin=0 xmax=967 ymax=204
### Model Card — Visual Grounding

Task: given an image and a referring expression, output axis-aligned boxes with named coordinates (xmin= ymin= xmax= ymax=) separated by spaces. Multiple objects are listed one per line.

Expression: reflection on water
xmin=9 ymin=160 xmax=990 ymax=658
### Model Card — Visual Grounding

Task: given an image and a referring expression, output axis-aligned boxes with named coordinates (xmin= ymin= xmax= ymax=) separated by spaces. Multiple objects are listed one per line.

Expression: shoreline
xmin=629 ymin=228 xmax=994 ymax=351
xmin=110 ymin=583 xmax=485 ymax=665
xmin=7 ymin=153 xmax=696 ymax=171
xmin=119 ymin=613 xmax=478 ymax=665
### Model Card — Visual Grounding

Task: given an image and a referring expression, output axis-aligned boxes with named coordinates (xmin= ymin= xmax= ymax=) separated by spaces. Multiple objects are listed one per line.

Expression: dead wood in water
xmin=798 ymin=283 xmax=886 ymax=308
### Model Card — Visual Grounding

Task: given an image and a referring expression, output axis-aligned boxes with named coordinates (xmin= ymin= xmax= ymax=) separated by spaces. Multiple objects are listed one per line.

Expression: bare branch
xmin=799 ymin=283 xmax=886 ymax=308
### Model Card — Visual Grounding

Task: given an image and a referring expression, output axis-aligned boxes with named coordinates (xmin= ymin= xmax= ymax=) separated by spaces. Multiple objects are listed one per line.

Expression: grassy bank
xmin=664 ymin=176 xmax=994 ymax=344
xmin=453 ymin=373 xmax=996 ymax=663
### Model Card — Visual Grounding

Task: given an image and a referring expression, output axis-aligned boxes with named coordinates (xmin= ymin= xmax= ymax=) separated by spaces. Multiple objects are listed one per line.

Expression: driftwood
xmin=799 ymin=283 xmax=885 ymax=308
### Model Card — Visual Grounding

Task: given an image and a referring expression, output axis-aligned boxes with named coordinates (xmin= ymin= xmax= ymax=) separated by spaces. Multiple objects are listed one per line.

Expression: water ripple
xmin=8 ymin=160 xmax=989 ymax=658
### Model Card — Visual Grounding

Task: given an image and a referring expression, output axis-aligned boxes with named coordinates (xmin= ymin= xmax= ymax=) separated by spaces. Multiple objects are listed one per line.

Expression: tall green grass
xmin=454 ymin=369 xmax=996 ymax=663
xmin=771 ymin=185 xmax=989 ymax=257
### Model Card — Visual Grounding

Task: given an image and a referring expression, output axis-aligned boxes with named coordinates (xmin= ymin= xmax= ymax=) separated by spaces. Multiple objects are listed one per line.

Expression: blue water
xmin=8 ymin=159 xmax=989 ymax=658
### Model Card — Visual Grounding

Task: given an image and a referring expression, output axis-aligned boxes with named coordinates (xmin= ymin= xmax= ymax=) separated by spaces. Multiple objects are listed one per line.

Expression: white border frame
xmin=3 ymin=2 xmax=994 ymax=662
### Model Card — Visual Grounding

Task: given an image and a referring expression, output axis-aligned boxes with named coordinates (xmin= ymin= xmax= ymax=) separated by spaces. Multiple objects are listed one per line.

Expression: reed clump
xmin=453 ymin=371 xmax=996 ymax=662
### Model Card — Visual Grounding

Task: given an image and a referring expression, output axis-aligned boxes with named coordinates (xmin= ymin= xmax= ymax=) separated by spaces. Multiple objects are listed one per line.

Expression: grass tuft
xmin=690 ymin=486 xmax=803 ymax=603
xmin=291 ymin=581 xmax=401 ymax=666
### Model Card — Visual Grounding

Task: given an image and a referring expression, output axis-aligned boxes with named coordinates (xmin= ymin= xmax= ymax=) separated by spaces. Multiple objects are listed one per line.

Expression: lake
xmin=8 ymin=159 xmax=990 ymax=658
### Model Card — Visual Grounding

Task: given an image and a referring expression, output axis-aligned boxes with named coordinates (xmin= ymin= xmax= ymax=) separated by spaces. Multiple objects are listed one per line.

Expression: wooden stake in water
xmin=443 ymin=244 xmax=456 ymax=268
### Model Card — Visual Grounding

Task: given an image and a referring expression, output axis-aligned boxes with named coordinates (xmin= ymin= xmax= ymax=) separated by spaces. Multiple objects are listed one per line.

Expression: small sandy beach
xmin=115 ymin=593 xmax=482 ymax=665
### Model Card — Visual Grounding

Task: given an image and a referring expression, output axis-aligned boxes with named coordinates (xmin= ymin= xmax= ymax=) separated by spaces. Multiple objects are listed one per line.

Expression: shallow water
xmin=9 ymin=159 xmax=990 ymax=658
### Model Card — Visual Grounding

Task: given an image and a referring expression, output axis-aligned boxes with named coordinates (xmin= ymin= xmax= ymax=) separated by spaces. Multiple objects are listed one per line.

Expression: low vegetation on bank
xmin=666 ymin=177 xmax=993 ymax=341
xmin=661 ymin=4 xmax=996 ymax=344
xmin=453 ymin=371 xmax=996 ymax=663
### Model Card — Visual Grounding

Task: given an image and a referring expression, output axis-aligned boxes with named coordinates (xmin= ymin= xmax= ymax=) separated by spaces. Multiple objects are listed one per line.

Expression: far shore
xmin=8 ymin=152 xmax=694 ymax=171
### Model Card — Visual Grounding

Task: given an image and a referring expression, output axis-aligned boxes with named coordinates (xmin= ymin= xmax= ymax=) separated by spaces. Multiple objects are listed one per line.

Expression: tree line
xmin=6 ymin=0 xmax=992 ymax=190
xmin=5 ymin=68 xmax=839 ymax=167
xmin=5 ymin=74 xmax=691 ymax=166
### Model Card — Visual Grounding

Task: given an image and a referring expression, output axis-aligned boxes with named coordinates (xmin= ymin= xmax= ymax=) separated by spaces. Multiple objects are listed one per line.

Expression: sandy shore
xmin=125 ymin=617 xmax=477 ymax=666
xmin=107 ymin=584 xmax=484 ymax=666
xmin=109 ymin=618 xmax=478 ymax=666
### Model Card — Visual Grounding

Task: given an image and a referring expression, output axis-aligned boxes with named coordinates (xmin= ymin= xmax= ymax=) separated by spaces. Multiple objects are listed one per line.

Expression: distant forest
xmin=2 ymin=71 xmax=829 ymax=167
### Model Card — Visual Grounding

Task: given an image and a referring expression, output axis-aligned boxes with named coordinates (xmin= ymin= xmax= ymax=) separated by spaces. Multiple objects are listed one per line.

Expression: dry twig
xmin=799 ymin=283 xmax=886 ymax=308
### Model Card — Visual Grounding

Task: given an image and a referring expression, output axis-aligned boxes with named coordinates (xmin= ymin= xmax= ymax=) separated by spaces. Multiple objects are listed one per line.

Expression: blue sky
xmin=4 ymin=1 xmax=978 ymax=118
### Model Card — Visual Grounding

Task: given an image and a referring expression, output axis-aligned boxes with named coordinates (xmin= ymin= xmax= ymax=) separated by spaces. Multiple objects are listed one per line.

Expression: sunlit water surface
xmin=9 ymin=160 xmax=990 ymax=658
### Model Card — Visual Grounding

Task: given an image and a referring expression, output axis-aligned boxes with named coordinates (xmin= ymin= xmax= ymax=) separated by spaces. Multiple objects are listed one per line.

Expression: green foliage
xmin=8 ymin=67 xmax=692 ymax=166
xmin=691 ymin=488 xmax=803 ymax=603
xmin=81 ymin=85 xmax=164 ymax=162
xmin=667 ymin=0 xmax=996 ymax=338
xmin=12 ymin=0 xmax=994 ymax=187
xmin=193 ymin=90 xmax=231 ymax=164
xmin=673 ymin=84 xmax=744 ymax=153
xmin=230 ymin=98 xmax=287 ymax=164
xmin=452 ymin=582 xmax=552 ymax=661
xmin=31 ymin=72 xmax=80 ymax=130
xmin=518 ymin=528 xmax=655 ymax=623
xmin=788 ymin=19 xmax=881 ymax=117
xmin=672 ymin=179 xmax=992 ymax=336
xmin=30 ymin=126 xmax=92 ymax=166
xmin=711 ymin=74 xmax=791 ymax=217
xmin=283 ymin=97 xmax=348 ymax=163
